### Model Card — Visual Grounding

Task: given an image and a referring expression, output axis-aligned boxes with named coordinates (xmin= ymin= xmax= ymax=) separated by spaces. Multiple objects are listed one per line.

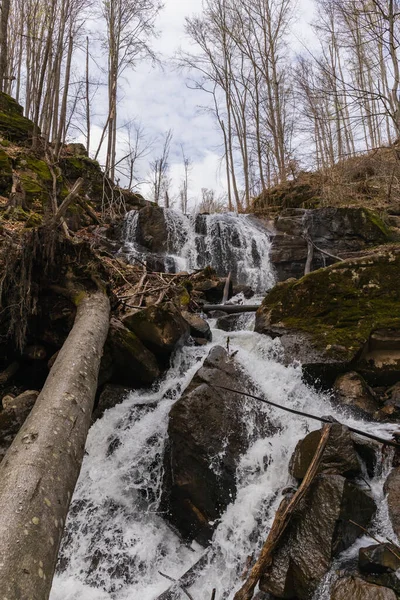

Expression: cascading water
xmin=122 ymin=209 xmax=275 ymax=293
xmin=51 ymin=217 xmax=398 ymax=600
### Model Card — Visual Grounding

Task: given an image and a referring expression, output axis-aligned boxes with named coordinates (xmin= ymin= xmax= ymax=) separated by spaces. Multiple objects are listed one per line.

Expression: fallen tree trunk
xmin=233 ymin=424 xmax=332 ymax=600
xmin=202 ymin=304 xmax=260 ymax=313
xmin=0 ymin=290 xmax=110 ymax=599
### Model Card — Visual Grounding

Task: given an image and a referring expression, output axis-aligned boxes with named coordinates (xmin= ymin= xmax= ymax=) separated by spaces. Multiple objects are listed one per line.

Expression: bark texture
xmin=0 ymin=290 xmax=110 ymax=599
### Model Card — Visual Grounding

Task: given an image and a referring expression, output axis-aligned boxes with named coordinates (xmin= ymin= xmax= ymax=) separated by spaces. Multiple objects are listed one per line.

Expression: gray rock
xmin=289 ymin=424 xmax=361 ymax=480
xmin=259 ymin=474 xmax=376 ymax=599
xmin=182 ymin=311 xmax=212 ymax=341
xmin=216 ymin=313 xmax=250 ymax=332
xmin=93 ymin=384 xmax=132 ymax=421
xmin=161 ymin=346 xmax=274 ymax=544
xmin=359 ymin=543 xmax=400 ymax=574
xmin=330 ymin=576 xmax=396 ymax=600
xmin=333 ymin=372 xmax=380 ymax=417
xmin=384 ymin=467 xmax=400 ymax=538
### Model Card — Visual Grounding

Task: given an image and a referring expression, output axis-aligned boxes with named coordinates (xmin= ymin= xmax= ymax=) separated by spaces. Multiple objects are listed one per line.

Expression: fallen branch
xmin=202 ymin=304 xmax=260 ymax=313
xmin=233 ymin=424 xmax=332 ymax=600
xmin=212 ymin=384 xmax=400 ymax=449
xmin=52 ymin=177 xmax=84 ymax=224
xmin=0 ymin=290 xmax=110 ymax=599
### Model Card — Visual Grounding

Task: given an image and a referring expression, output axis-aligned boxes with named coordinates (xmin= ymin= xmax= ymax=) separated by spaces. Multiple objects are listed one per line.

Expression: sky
xmin=85 ymin=0 xmax=316 ymax=209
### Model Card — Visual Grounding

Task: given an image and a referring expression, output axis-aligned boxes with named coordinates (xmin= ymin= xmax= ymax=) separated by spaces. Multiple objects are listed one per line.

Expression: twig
xmin=211 ymin=384 xmax=400 ymax=449
xmin=158 ymin=571 xmax=196 ymax=600
xmin=211 ymin=590 xmax=216 ymax=600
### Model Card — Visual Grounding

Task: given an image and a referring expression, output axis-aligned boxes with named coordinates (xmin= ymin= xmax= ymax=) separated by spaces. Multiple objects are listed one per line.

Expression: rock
xmin=194 ymin=277 xmax=231 ymax=304
xmin=161 ymin=346 xmax=274 ymax=544
xmin=122 ymin=302 xmax=190 ymax=361
xmin=330 ymin=576 xmax=396 ymax=600
xmin=232 ymin=284 xmax=254 ymax=299
xmin=0 ymin=92 xmax=35 ymax=142
xmin=22 ymin=344 xmax=47 ymax=361
xmin=259 ymin=474 xmax=376 ymax=599
xmin=384 ymin=467 xmax=400 ymax=538
xmin=289 ymin=424 xmax=361 ymax=480
xmin=0 ymin=390 xmax=39 ymax=460
xmin=351 ymin=435 xmax=379 ymax=478
xmin=108 ymin=318 xmax=160 ymax=386
xmin=182 ymin=311 xmax=212 ymax=342
xmin=269 ymin=207 xmax=391 ymax=282
xmin=93 ymin=384 xmax=132 ymax=421
xmin=359 ymin=543 xmax=400 ymax=574
xmin=333 ymin=372 xmax=380 ymax=417
xmin=255 ymin=250 xmax=400 ymax=387
xmin=135 ymin=205 xmax=169 ymax=253
xmin=216 ymin=313 xmax=252 ymax=332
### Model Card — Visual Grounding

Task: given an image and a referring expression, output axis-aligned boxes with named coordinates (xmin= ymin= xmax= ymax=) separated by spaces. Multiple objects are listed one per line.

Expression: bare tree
xmin=179 ymin=145 xmax=191 ymax=213
xmin=149 ymin=128 xmax=173 ymax=205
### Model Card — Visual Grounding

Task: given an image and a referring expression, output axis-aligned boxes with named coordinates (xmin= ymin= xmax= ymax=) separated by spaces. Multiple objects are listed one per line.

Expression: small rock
xmin=216 ymin=313 xmax=250 ymax=332
xmin=333 ymin=372 xmax=380 ymax=417
xmin=289 ymin=424 xmax=361 ymax=480
xmin=384 ymin=467 xmax=400 ymax=538
xmin=330 ymin=576 xmax=396 ymax=599
xmin=359 ymin=543 xmax=400 ymax=574
xmin=182 ymin=311 xmax=212 ymax=341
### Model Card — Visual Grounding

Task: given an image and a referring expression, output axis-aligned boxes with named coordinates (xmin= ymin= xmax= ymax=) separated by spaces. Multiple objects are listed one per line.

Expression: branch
xmin=52 ymin=178 xmax=84 ymax=224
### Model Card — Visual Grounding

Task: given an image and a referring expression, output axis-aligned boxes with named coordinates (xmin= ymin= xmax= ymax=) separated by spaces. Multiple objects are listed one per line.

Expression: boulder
xmin=182 ymin=311 xmax=212 ymax=342
xmin=384 ymin=467 xmax=400 ymax=538
xmin=0 ymin=92 xmax=35 ymax=142
xmin=108 ymin=318 xmax=160 ymax=386
xmin=161 ymin=346 xmax=274 ymax=544
xmin=135 ymin=205 xmax=169 ymax=253
xmin=359 ymin=543 xmax=400 ymax=574
xmin=330 ymin=576 xmax=396 ymax=600
xmin=122 ymin=302 xmax=190 ymax=361
xmin=93 ymin=384 xmax=132 ymax=421
xmin=289 ymin=424 xmax=361 ymax=480
xmin=193 ymin=277 xmax=231 ymax=304
xmin=255 ymin=250 xmax=400 ymax=387
xmin=260 ymin=473 xmax=376 ymax=598
xmin=333 ymin=372 xmax=380 ymax=417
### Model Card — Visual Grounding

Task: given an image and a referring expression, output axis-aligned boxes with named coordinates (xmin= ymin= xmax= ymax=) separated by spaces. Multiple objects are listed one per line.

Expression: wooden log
xmin=233 ymin=424 xmax=332 ymax=600
xmin=0 ymin=290 xmax=110 ymax=600
xmin=202 ymin=304 xmax=260 ymax=314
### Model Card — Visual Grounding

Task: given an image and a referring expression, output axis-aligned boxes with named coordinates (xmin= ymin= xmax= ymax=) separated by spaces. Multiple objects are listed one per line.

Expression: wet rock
xmin=182 ymin=311 xmax=212 ymax=342
xmin=108 ymin=318 xmax=160 ymax=386
xmin=384 ymin=467 xmax=400 ymax=538
xmin=134 ymin=205 xmax=169 ymax=253
xmin=122 ymin=302 xmax=190 ymax=361
xmin=194 ymin=277 xmax=231 ymax=304
xmin=161 ymin=346 xmax=274 ymax=544
xmin=359 ymin=543 xmax=400 ymax=574
xmin=232 ymin=284 xmax=254 ymax=299
xmin=216 ymin=313 xmax=251 ymax=332
xmin=351 ymin=435 xmax=379 ymax=478
xmin=289 ymin=424 xmax=361 ymax=480
xmin=93 ymin=384 xmax=132 ymax=421
xmin=333 ymin=372 xmax=380 ymax=417
xmin=330 ymin=576 xmax=396 ymax=600
xmin=259 ymin=474 xmax=376 ymax=599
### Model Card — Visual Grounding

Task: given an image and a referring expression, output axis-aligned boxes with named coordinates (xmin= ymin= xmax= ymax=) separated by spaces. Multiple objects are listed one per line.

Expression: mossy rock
xmin=256 ymin=249 xmax=400 ymax=366
xmin=59 ymin=155 xmax=104 ymax=201
xmin=16 ymin=155 xmax=53 ymax=205
xmin=0 ymin=93 xmax=35 ymax=143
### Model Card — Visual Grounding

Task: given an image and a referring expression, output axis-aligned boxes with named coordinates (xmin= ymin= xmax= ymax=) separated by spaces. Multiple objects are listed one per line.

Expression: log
xmin=52 ymin=177 xmax=84 ymax=224
xmin=202 ymin=304 xmax=260 ymax=314
xmin=233 ymin=424 xmax=332 ymax=600
xmin=0 ymin=290 xmax=110 ymax=599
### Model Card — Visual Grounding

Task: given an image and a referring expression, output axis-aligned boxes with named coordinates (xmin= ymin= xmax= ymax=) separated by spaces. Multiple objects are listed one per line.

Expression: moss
xmin=363 ymin=208 xmax=391 ymax=238
xmin=178 ymin=286 xmax=190 ymax=307
xmin=24 ymin=212 xmax=43 ymax=228
xmin=259 ymin=250 xmax=400 ymax=361
xmin=0 ymin=139 xmax=10 ymax=147
xmin=22 ymin=156 xmax=52 ymax=182
xmin=0 ymin=148 xmax=12 ymax=195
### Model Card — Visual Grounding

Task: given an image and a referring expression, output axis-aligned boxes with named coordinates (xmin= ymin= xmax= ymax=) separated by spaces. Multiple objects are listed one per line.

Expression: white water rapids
xmin=51 ymin=212 xmax=398 ymax=600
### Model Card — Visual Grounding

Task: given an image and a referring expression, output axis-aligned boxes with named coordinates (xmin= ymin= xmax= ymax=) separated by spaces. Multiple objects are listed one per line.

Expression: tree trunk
xmin=0 ymin=0 xmax=10 ymax=92
xmin=0 ymin=290 xmax=110 ymax=600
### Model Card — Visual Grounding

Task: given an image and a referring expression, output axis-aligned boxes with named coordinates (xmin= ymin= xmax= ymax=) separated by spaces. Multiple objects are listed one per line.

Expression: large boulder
xmin=0 ymin=92 xmax=35 ymax=143
xmin=289 ymin=424 xmax=361 ymax=480
xmin=161 ymin=346 xmax=274 ymax=544
xmin=333 ymin=372 xmax=380 ymax=417
xmin=108 ymin=318 xmax=160 ymax=386
xmin=135 ymin=205 xmax=169 ymax=253
xmin=122 ymin=302 xmax=190 ymax=361
xmin=270 ymin=207 xmax=391 ymax=282
xmin=330 ymin=576 xmax=396 ymax=600
xmin=259 ymin=474 xmax=377 ymax=599
xmin=255 ymin=249 xmax=400 ymax=387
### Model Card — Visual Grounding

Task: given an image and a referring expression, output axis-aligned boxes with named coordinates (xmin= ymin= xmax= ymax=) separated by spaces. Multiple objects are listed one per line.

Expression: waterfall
xmin=50 ymin=217 xmax=398 ymax=600
xmin=121 ymin=209 xmax=275 ymax=293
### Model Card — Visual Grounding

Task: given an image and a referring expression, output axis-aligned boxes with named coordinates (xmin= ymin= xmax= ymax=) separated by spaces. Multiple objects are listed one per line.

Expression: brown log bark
xmin=0 ymin=290 xmax=110 ymax=599
xmin=202 ymin=304 xmax=260 ymax=313
xmin=233 ymin=424 xmax=332 ymax=600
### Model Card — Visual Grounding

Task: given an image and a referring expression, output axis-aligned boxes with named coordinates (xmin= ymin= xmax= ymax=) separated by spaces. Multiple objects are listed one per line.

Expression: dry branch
xmin=52 ymin=177 xmax=84 ymax=224
xmin=233 ymin=424 xmax=332 ymax=600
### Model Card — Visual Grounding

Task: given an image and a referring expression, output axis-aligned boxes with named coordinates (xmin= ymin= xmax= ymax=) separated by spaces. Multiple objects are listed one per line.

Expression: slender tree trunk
xmin=0 ymin=0 xmax=10 ymax=92
xmin=0 ymin=290 xmax=110 ymax=600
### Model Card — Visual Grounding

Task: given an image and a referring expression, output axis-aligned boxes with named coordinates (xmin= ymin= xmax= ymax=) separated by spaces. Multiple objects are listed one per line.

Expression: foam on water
xmin=51 ymin=325 xmax=398 ymax=600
